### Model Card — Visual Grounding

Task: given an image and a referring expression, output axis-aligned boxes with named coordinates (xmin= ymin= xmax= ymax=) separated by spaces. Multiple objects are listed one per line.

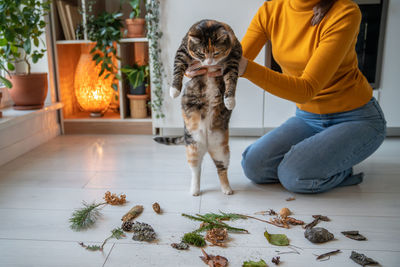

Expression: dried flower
xmin=152 ymin=202 xmax=161 ymax=214
xmin=104 ymin=191 xmax=126 ymax=205
xmin=131 ymin=222 xmax=156 ymax=242
xmin=121 ymin=205 xmax=144 ymax=222
xmin=205 ymin=228 xmax=228 ymax=247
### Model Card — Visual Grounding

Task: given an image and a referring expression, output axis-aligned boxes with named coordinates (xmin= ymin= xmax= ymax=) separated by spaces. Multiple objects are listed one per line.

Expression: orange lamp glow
xmin=74 ymin=46 xmax=114 ymax=117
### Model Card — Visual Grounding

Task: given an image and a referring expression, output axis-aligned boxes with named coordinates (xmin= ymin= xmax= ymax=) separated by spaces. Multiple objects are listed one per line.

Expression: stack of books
xmin=56 ymin=0 xmax=82 ymax=40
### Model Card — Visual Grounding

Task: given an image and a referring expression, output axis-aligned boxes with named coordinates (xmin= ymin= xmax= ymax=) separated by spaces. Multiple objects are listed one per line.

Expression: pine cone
xmin=121 ymin=221 xmax=134 ymax=231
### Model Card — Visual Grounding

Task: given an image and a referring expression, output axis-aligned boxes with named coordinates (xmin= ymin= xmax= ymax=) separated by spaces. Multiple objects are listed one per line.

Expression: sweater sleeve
xmin=241 ymin=2 xmax=270 ymax=61
xmin=242 ymin=6 xmax=362 ymax=104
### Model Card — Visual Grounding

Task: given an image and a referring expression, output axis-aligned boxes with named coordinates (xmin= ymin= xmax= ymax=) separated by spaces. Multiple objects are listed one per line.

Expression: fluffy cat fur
xmin=154 ymin=19 xmax=242 ymax=196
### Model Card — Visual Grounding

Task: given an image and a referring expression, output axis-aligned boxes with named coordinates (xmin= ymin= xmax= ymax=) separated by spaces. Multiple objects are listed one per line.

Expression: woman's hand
xmin=185 ymin=61 xmax=223 ymax=78
xmin=238 ymin=56 xmax=248 ymax=76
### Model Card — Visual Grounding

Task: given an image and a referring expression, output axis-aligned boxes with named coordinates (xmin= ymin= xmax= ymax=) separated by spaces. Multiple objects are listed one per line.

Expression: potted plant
xmin=124 ymin=0 xmax=146 ymax=38
xmin=121 ymin=64 xmax=149 ymax=118
xmin=0 ymin=0 xmax=50 ymax=110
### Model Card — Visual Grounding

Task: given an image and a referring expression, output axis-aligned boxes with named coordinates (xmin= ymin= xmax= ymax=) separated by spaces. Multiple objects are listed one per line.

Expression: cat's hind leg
xmin=186 ymin=142 xmax=206 ymax=196
xmin=208 ymin=130 xmax=233 ymax=195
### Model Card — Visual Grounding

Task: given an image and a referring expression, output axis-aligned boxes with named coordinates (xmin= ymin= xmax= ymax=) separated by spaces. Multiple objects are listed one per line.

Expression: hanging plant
xmin=145 ymin=0 xmax=165 ymax=119
xmin=84 ymin=0 xmax=124 ymax=92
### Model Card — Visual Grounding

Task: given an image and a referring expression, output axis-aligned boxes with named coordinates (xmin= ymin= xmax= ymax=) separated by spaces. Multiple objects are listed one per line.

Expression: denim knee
xmin=241 ymin=146 xmax=278 ymax=184
xmin=277 ymin=159 xmax=315 ymax=193
xmin=241 ymin=146 xmax=262 ymax=183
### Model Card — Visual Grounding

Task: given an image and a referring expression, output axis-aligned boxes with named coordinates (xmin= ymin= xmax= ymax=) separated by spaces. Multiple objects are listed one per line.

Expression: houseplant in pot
xmin=0 ymin=0 xmax=50 ymax=110
xmin=124 ymin=0 xmax=146 ymax=38
xmin=121 ymin=63 xmax=149 ymax=118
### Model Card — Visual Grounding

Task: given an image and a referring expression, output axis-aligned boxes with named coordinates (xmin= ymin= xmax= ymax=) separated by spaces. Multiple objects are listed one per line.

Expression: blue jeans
xmin=241 ymin=97 xmax=387 ymax=193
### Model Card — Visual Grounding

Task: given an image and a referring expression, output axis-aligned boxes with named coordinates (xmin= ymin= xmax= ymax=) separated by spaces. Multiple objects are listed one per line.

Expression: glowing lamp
xmin=74 ymin=46 xmax=114 ymax=117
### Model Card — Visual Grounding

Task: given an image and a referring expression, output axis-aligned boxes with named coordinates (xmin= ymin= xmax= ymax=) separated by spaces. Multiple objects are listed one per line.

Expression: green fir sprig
xmin=182 ymin=212 xmax=248 ymax=233
xmin=69 ymin=201 xmax=107 ymax=231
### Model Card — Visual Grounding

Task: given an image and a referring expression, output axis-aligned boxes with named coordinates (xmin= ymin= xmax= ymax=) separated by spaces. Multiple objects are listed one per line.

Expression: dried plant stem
xmin=238 ymin=214 xmax=287 ymax=229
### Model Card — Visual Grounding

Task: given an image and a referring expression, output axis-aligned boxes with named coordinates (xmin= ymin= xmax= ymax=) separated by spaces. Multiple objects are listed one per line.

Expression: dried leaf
xmin=264 ymin=230 xmax=289 ymax=246
xmin=121 ymin=205 xmax=143 ymax=222
xmin=350 ymin=251 xmax=379 ymax=266
xmin=304 ymin=215 xmax=330 ymax=229
xmin=286 ymin=196 xmax=296 ymax=201
xmin=104 ymin=191 xmax=126 ymax=205
xmin=152 ymin=202 xmax=161 ymax=214
xmin=242 ymin=259 xmax=267 ymax=267
xmin=200 ymin=248 xmax=228 ymax=267
xmin=341 ymin=231 xmax=367 ymax=241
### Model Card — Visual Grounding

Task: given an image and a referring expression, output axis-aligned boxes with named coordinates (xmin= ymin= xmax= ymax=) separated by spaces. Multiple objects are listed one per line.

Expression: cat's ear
xmin=188 ymin=35 xmax=201 ymax=44
xmin=216 ymin=30 xmax=230 ymax=42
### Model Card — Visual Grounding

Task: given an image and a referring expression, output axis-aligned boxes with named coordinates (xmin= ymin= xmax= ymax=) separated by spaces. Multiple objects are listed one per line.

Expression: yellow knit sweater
xmin=241 ymin=0 xmax=372 ymax=114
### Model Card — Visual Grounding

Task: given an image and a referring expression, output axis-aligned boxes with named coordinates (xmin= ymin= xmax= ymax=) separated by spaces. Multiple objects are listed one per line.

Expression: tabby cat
xmin=154 ymin=19 xmax=242 ymax=196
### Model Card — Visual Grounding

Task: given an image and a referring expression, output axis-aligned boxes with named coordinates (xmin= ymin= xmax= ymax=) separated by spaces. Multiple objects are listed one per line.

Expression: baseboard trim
xmin=64 ymin=120 xmax=152 ymax=134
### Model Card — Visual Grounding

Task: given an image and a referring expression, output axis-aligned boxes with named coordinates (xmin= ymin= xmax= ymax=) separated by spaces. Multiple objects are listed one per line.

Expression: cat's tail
xmin=153 ymin=136 xmax=185 ymax=145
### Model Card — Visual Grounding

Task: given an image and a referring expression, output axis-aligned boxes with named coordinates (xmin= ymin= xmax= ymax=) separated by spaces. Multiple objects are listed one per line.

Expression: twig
xmin=314 ymin=249 xmax=341 ymax=261
xmin=238 ymin=214 xmax=287 ymax=229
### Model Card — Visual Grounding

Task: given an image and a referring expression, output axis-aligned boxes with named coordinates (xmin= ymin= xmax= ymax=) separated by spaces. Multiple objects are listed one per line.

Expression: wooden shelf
xmin=56 ymin=38 xmax=148 ymax=45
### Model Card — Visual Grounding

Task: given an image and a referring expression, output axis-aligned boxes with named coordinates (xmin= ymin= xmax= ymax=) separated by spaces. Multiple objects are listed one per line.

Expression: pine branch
xmin=181 ymin=213 xmax=248 ymax=233
xmin=69 ymin=201 xmax=107 ymax=231
xmin=202 ymin=211 xmax=248 ymax=221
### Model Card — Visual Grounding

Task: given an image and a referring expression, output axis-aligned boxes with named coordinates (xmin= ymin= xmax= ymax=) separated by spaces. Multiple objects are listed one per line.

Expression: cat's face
xmin=187 ymin=20 xmax=233 ymax=66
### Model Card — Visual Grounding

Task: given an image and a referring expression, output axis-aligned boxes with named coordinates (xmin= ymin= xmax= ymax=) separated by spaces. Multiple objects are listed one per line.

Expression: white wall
xmin=379 ymin=0 xmax=400 ymax=129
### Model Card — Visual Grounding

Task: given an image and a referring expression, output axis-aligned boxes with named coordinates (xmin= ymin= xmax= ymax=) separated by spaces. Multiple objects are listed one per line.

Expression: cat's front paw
xmin=191 ymin=187 xmax=200 ymax=196
xmin=170 ymin=86 xmax=181 ymax=98
xmin=224 ymin=97 xmax=236 ymax=110
xmin=222 ymin=186 xmax=233 ymax=195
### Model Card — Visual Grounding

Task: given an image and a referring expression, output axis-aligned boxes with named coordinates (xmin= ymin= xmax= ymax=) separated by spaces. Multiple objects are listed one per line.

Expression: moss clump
xmin=182 ymin=232 xmax=206 ymax=247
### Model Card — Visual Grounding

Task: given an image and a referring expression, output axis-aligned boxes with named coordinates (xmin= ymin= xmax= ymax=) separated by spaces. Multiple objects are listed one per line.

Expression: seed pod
xmin=152 ymin=202 xmax=161 ymax=214
xmin=121 ymin=205 xmax=143 ymax=222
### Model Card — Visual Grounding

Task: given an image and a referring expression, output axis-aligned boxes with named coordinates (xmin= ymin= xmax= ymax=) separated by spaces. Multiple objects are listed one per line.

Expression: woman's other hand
xmin=238 ymin=56 xmax=248 ymax=76
xmin=185 ymin=61 xmax=223 ymax=78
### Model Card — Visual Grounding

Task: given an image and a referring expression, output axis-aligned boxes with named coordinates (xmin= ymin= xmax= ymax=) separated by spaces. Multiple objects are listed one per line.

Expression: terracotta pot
xmin=8 ymin=73 xmax=48 ymax=110
xmin=127 ymin=94 xmax=148 ymax=118
xmin=125 ymin=18 xmax=146 ymax=38
xmin=134 ymin=42 xmax=149 ymax=66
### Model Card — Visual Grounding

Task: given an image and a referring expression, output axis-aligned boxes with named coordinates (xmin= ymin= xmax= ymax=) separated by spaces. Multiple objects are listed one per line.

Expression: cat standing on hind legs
xmin=154 ymin=19 xmax=242 ymax=196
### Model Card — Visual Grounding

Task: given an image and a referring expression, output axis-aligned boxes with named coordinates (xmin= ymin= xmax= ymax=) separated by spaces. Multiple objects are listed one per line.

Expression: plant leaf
xmin=242 ymin=259 xmax=267 ymax=267
xmin=0 ymin=76 xmax=12 ymax=88
xmin=264 ymin=230 xmax=289 ymax=246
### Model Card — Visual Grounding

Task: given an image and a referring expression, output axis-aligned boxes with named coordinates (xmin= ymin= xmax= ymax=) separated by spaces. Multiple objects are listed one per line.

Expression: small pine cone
xmin=121 ymin=221 xmax=134 ymax=232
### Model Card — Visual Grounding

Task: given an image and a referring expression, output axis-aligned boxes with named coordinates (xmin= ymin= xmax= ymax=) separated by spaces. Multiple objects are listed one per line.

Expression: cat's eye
xmin=214 ymin=52 xmax=221 ymax=56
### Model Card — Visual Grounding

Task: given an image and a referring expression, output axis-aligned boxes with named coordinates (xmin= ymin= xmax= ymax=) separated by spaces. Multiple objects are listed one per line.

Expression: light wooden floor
xmin=0 ymin=135 xmax=399 ymax=267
